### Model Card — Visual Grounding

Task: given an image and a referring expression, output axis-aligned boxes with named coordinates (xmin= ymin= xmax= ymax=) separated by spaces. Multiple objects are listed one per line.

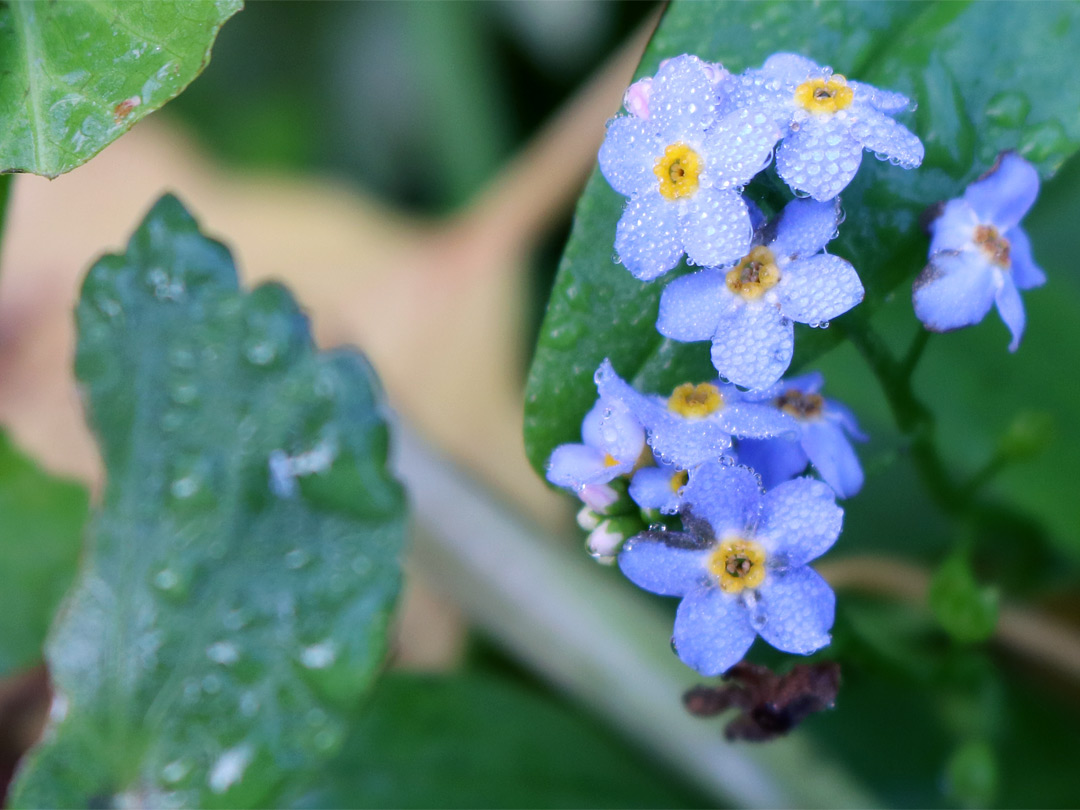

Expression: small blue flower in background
xmin=913 ymin=152 xmax=1045 ymax=351
xmin=598 ymin=54 xmax=780 ymax=281
xmin=619 ymin=463 xmax=841 ymax=676
xmin=594 ymin=359 xmax=797 ymax=470
xmin=658 ymin=198 xmax=864 ymax=390
xmin=630 ymin=458 xmax=694 ymax=515
xmin=547 ymin=396 xmax=644 ymax=495
xmin=736 ymin=372 xmax=867 ymax=498
xmin=733 ymin=53 xmax=923 ymax=201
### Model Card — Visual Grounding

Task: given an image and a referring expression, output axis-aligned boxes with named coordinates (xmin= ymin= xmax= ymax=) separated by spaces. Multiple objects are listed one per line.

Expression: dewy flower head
xmin=732 ymin=53 xmax=924 ymax=201
xmin=547 ymin=396 xmax=645 ymax=493
xmin=736 ymin=372 xmax=867 ymax=498
xmin=913 ymin=152 xmax=1045 ymax=351
xmin=598 ymin=54 xmax=780 ymax=281
xmin=594 ymin=359 xmax=797 ymax=470
xmin=618 ymin=463 xmax=841 ymax=676
xmin=658 ymin=198 xmax=864 ymax=390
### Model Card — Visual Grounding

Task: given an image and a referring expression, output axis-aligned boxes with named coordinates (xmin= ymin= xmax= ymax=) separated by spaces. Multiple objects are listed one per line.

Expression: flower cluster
xmin=545 ymin=50 xmax=1044 ymax=680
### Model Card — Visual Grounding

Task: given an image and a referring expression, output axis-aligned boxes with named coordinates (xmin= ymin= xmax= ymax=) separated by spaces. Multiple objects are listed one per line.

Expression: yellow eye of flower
xmin=974 ymin=224 xmax=1011 ymax=268
xmin=602 ymin=453 xmax=620 ymax=468
xmin=776 ymin=389 xmax=825 ymax=420
xmin=667 ymin=382 xmax=724 ymax=418
xmin=708 ymin=537 xmax=767 ymax=593
xmin=669 ymin=469 xmax=689 ymax=493
xmin=654 ymin=142 xmax=702 ymax=201
xmin=794 ymin=76 xmax=854 ymax=115
xmin=726 ymin=246 xmax=781 ymax=300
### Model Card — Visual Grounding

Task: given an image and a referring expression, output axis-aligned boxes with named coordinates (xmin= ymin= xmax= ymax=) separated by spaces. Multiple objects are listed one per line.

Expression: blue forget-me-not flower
xmin=658 ymin=198 xmax=864 ymax=390
xmin=913 ymin=152 xmax=1045 ymax=351
xmin=736 ymin=372 xmax=866 ymax=498
xmin=731 ymin=53 xmax=923 ymax=201
xmin=595 ymin=359 xmax=797 ymax=470
xmin=598 ymin=54 xmax=780 ymax=280
xmin=547 ymin=396 xmax=644 ymax=497
xmin=630 ymin=457 xmax=695 ymax=515
xmin=619 ymin=463 xmax=841 ymax=676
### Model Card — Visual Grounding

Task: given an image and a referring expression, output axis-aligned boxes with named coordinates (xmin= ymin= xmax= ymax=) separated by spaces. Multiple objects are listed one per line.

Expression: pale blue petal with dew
xmin=614 ymin=193 xmax=685 ymax=281
xmin=757 ymin=477 xmax=842 ymax=566
xmin=776 ymin=115 xmax=864 ymax=201
xmin=761 ymin=52 xmax=821 ymax=84
xmin=849 ymin=80 xmax=910 ymax=114
xmin=801 ymin=419 xmax=864 ymax=498
xmin=680 ymin=187 xmax=755 ymax=269
xmin=770 ymin=198 xmax=842 ymax=260
xmin=649 ymin=54 xmax=721 ymax=139
xmin=777 ymin=253 xmax=864 ymax=324
xmin=737 ymin=437 xmax=809 ymax=490
xmin=929 ymin=198 xmax=979 ymax=254
xmin=598 ymin=116 xmax=661 ymax=197
xmin=710 ymin=304 xmax=794 ymax=390
xmin=913 ymin=250 xmax=998 ymax=332
xmin=682 ymin=463 xmax=762 ymax=538
xmin=700 ymin=106 xmax=779 ymax=188
xmin=582 ymin=399 xmax=645 ymax=464
xmin=618 ymin=535 xmax=711 ymax=597
xmin=715 ymin=401 xmax=799 ymax=441
xmin=756 ymin=567 xmax=835 ymax=655
xmin=673 ymin=586 xmax=758 ymax=676
xmin=657 ymin=269 xmax=739 ymax=343
xmin=547 ymin=443 xmax=625 ymax=488
xmin=964 ymin=151 xmax=1040 ymax=231
xmin=848 ymin=106 xmax=924 ymax=169
xmin=630 ymin=465 xmax=685 ymax=514
xmin=994 ymin=274 xmax=1026 ymax=352
xmin=1004 ymin=226 xmax=1046 ymax=290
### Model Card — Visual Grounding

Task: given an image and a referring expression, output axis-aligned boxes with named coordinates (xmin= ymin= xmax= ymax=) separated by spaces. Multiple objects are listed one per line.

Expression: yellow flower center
xmin=603 ymin=453 xmax=619 ymax=468
xmin=669 ymin=469 xmax=689 ymax=493
xmin=667 ymin=382 xmax=724 ymax=418
xmin=974 ymin=224 xmax=1011 ymax=268
xmin=708 ymin=537 xmax=767 ymax=593
xmin=653 ymin=142 xmax=701 ymax=201
xmin=726 ymin=246 xmax=781 ymax=300
xmin=777 ymin=389 xmax=825 ymax=420
xmin=794 ymin=76 xmax=854 ymax=115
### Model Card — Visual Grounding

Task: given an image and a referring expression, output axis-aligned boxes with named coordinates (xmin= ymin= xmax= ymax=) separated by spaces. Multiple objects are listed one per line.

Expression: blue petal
xmin=964 ymin=152 xmax=1040 ymax=231
xmin=649 ymin=54 xmax=720 ymax=138
xmin=783 ymin=371 xmax=825 ymax=395
xmin=629 ymin=465 xmax=684 ymax=514
xmin=715 ymin=402 xmax=799 ymax=440
xmin=681 ymin=187 xmax=754 ymax=269
xmin=994 ymin=275 xmax=1026 ymax=352
xmin=700 ymin=107 xmax=779 ymax=188
xmin=776 ymin=117 xmax=863 ymax=201
xmin=737 ymin=438 xmax=809 ymax=490
xmin=598 ymin=116 xmax=660 ymax=197
xmin=770 ymin=198 xmax=841 ymax=259
xmin=760 ymin=53 xmax=821 ymax=84
xmin=913 ymin=251 xmax=998 ymax=332
xmin=848 ymin=106 xmax=924 ymax=169
xmin=547 ymin=443 xmax=622 ymax=488
xmin=778 ymin=254 xmax=864 ymax=324
xmin=756 ymin=567 xmax=834 ymax=655
xmin=758 ymin=477 xmax=842 ymax=565
xmin=682 ymin=463 xmax=762 ymax=538
xmin=673 ymin=587 xmax=757 ymax=676
xmin=710 ymin=304 xmax=794 ymax=390
xmin=849 ymin=80 xmax=910 ymax=114
xmin=1005 ymin=226 xmax=1046 ymax=290
xmin=929 ymin=199 xmax=979 ymax=254
xmin=826 ymin=399 xmax=868 ymax=442
xmin=801 ymin=420 xmax=864 ymax=498
xmin=658 ymin=269 xmax=739 ymax=343
xmin=588 ymin=400 xmax=646 ymax=464
xmin=618 ymin=535 xmax=710 ymax=597
xmin=615 ymin=194 xmax=684 ymax=281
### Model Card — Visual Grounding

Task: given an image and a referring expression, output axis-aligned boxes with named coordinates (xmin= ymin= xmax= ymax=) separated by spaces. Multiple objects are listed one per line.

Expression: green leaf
xmin=284 ymin=672 xmax=708 ymax=809
xmin=0 ymin=0 xmax=241 ymax=177
xmin=944 ymin=739 xmax=998 ymax=808
xmin=10 ymin=195 xmax=406 ymax=808
xmin=0 ymin=432 xmax=87 ymax=677
xmin=524 ymin=0 xmax=1080 ymax=475
xmin=928 ymin=555 xmax=998 ymax=643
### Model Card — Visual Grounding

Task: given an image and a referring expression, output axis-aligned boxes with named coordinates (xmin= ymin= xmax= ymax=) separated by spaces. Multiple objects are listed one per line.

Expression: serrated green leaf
xmin=284 ymin=672 xmax=708 ymax=809
xmin=10 ymin=195 xmax=406 ymax=808
xmin=524 ymin=0 xmax=1080 ymax=475
xmin=929 ymin=555 xmax=998 ymax=643
xmin=0 ymin=0 xmax=241 ymax=177
xmin=0 ymin=432 xmax=87 ymax=677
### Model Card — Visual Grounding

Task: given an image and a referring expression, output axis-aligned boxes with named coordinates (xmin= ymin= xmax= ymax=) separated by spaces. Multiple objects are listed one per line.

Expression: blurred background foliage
xmin=1 ymin=2 xmax=1079 ymax=808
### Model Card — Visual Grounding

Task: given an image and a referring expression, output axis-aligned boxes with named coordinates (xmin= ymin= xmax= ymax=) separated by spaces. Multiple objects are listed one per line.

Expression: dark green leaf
xmin=944 ymin=739 xmax=998 ymax=808
xmin=929 ymin=556 xmax=998 ymax=643
xmin=0 ymin=0 xmax=241 ymax=177
xmin=0 ymin=432 xmax=87 ymax=677
xmin=10 ymin=195 xmax=406 ymax=808
xmin=284 ymin=672 xmax=708 ymax=809
xmin=524 ymin=0 xmax=1080 ymax=475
